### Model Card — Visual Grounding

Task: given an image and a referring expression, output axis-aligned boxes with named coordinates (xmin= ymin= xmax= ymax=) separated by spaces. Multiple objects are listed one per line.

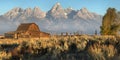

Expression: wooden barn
xmin=5 ymin=23 xmax=50 ymax=38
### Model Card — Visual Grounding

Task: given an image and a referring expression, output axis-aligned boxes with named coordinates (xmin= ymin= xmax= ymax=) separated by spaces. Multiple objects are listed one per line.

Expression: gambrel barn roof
xmin=16 ymin=23 xmax=40 ymax=32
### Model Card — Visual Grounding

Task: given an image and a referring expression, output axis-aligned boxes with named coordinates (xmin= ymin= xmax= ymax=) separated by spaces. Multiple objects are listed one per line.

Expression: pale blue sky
xmin=0 ymin=0 xmax=120 ymax=15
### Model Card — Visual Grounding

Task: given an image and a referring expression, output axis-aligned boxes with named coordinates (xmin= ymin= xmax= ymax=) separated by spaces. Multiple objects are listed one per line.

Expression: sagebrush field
xmin=0 ymin=35 xmax=120 ymax=60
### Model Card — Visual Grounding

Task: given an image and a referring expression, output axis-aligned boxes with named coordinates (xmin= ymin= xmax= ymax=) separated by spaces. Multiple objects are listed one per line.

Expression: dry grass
xmin=0 ymin=35 xmax=119 ymax=60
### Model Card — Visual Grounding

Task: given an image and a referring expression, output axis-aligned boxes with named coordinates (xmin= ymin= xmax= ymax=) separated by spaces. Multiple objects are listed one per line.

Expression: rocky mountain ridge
xmin=3 ymin=3 xmax=101 ymax=21
xmin=0 ymin=3 xmax=102 ymax=34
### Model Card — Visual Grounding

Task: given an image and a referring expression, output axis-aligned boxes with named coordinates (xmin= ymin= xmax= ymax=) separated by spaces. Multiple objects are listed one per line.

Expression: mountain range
xmin=0 ymin=3 xmax=102 ymax=34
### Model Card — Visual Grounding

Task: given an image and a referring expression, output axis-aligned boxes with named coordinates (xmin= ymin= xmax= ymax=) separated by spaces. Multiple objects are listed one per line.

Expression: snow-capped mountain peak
xmin=33 ymin=7 xmax=46 ymax=18
xmin=46 ymin=3 xmax=67 ymax=19
xmin=4 ymin=7 xmax=23 ymax=20
xmin=56 ymin=2 xmax=60 ymax=6
xmin=73 ymin=7 xmax=99 ymax=20
xmin=80 ymin=7 xmax=89 ymax=13
xmin=4 ymin=7 xmax=46 ymax=20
